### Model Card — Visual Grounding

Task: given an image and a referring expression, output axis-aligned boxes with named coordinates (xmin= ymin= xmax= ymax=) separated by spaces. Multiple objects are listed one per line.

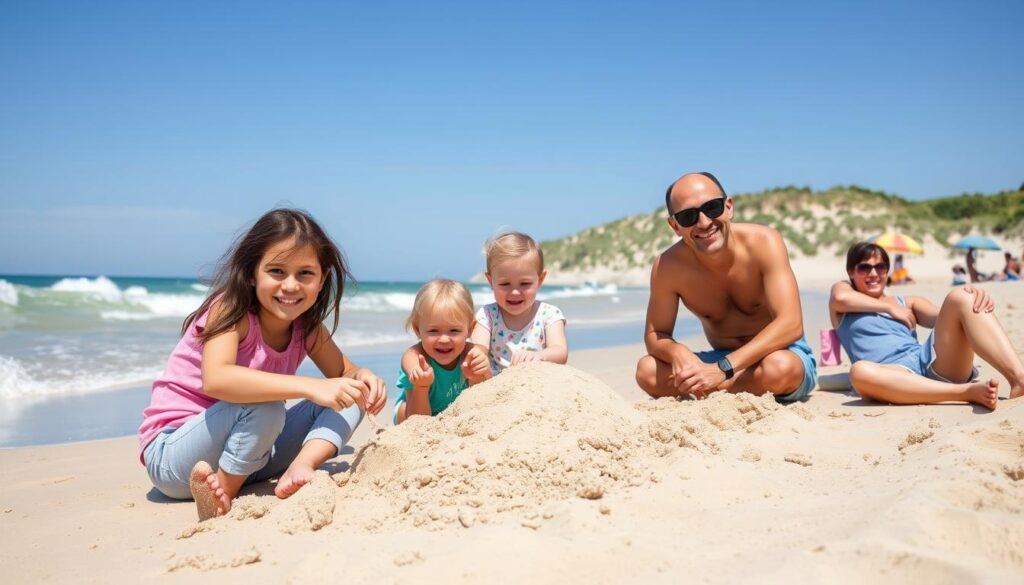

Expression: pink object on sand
xmin=819 ymin=328 xmax=842 ymax=366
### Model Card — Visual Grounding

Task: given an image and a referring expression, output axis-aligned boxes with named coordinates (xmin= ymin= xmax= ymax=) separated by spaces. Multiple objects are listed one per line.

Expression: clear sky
xmin=1 ymin=0 xmax=1022 ymax=280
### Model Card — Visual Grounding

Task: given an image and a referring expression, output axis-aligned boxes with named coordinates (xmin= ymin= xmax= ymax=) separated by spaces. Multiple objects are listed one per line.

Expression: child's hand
xmin=309 ymin=378 xmax=367 ymax=411
xmin=409 ymin=354 xmax=434 ymax=389
xmin=461 ymin=346 xmax=492 ymax=384
xmin=353 ymin=368 xmax=387 ymax=415
xmin=510 ymin=350 xmax=542 ymax=366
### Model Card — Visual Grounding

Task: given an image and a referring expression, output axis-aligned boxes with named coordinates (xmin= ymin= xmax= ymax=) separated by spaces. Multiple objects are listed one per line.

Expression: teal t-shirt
xmin=394 ymin=355 xmax=470 ymax=419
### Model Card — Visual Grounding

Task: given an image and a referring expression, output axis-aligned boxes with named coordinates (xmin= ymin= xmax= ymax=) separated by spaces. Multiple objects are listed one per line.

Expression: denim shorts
xmin=694 ymin=336 xmax=817 ymax=403
xmin=906 ymin=331 xmax=979 ymax=383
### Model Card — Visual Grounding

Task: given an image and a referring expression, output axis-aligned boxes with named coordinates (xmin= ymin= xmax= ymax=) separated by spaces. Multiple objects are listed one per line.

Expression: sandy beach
xmin=2 ymin=278 xmax=1023 ymax=584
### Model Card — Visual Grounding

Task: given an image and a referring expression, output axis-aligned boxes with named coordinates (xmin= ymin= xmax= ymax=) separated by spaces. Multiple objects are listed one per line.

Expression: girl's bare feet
xmin=966 ymin=379 xmax=1000 ymax=410
xmin=189 ymin=461 xmax=232 ymax=521
xmin=274 ymin=462 xmax=315 ymax=499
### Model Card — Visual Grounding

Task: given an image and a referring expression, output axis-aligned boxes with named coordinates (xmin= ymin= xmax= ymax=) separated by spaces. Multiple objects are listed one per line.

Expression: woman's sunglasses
xmin=671 ymin=197 xmax=727 ymax=228
xmin=854 ymin=262 xmax=889 ymax=275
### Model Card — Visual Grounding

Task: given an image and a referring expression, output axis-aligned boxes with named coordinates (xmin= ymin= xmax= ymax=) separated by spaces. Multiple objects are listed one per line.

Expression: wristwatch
xmin=716 ymin=356 xmax=734 ymax=380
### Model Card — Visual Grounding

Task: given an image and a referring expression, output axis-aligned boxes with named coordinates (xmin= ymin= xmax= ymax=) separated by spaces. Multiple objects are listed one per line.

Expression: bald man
xmin=635 ymin=172 xmax=817 ymax=402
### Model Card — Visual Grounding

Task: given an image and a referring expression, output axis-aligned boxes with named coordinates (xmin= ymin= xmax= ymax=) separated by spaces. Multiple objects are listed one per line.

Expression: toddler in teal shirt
xmin=394 ymin=279 xmax=492 ymax=423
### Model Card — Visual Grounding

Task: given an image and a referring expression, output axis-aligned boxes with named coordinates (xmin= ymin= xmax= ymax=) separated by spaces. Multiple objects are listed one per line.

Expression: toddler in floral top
xmin=470 ymin=231 xmax=568 ymax=374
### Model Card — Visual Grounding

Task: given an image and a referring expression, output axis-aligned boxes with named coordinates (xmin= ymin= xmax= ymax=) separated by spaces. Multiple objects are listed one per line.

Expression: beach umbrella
xmin=952 ymin=234 xmax=1001 ymax=251
xmin=868 ymin=232 xmax=924 ymax=255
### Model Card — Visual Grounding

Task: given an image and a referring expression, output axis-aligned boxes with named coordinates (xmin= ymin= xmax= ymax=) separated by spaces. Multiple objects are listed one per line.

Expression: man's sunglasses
xmin=854 ymin=262 xmax=889 ymax=275
xmin=670 ymin=197 xmax=727 ymax=228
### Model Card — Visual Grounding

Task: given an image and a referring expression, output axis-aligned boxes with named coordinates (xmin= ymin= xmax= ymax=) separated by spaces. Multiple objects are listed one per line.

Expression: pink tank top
xmin=137 ymin=308 xmax=307 ymax=461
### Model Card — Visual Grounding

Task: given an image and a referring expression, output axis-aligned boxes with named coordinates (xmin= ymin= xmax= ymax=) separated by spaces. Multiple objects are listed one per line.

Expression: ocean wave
xmin=342 ymin=292 xmax=417 ymax=313
xmin=0 ymin=279 xmax=17 ymax=306
xmin=103 ymin=291 xmax=205 ymax=320
xmin=50 ymin=275 xmax=125 ymax=301
xmin=31 ymin=276 xmax=204 ymax=320
xmin=540 ymin=283 xmax=620 ymax=300
xmin=335 ymin=284 xmax=622 ymax=315
xmin=334 ymin=330 xmax=415 ymax=348
xmin=0 ymin=355 xmax=159 ymax=398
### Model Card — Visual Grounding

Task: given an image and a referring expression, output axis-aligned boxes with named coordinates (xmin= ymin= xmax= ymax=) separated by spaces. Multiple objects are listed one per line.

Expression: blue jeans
xmin=143 ymin=400 xmax=362 ymax=500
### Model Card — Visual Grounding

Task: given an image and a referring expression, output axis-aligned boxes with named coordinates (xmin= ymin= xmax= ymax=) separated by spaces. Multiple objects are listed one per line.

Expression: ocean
xmin=0 ymin=274 xmax=677 ymax=447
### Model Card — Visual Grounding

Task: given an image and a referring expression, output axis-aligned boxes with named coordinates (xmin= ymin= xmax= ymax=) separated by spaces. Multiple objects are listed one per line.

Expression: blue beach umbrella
xmin=952 ymin=234 xmax=1001 ymax=251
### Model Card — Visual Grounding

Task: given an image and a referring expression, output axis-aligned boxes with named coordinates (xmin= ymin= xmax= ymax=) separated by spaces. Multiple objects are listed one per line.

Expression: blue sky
xmin=1 ymin=0 xmax=1022 ymax=280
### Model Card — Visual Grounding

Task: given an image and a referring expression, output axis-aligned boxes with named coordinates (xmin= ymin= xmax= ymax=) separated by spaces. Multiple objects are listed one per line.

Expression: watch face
xmin=717 ymin=358 xmax=733 ymax=378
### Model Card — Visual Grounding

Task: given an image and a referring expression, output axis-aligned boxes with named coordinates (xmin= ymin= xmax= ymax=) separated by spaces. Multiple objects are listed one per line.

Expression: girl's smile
xmin=255 ymin=238 xmax=324 ymax=331
xmin=416 ymin=312 xmax=471 ymax=368
xmin=486 ymin=254 xmax=546 ymax=328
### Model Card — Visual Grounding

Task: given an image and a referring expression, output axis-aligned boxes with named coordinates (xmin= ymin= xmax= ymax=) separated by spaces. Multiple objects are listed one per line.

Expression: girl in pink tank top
xmin=138 ymin=209 xmax=387 ymax=521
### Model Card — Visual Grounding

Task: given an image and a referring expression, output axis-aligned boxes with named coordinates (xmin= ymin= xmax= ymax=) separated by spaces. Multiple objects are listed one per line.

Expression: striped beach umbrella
xmin=868 ymin=232 xmax=924 ymax=255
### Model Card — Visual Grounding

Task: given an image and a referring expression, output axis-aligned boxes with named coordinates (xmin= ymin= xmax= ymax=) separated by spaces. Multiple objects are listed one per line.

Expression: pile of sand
xmin=162 ymin=362 xmax=1022 ymax=581
xmin=332 ymin=362 xmax=807 ymax=531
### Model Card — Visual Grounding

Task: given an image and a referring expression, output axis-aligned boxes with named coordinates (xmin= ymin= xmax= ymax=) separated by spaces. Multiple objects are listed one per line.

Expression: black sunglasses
xmin=854 ymin=261 xmax=889 ymax=275
xmin=670 ymin=197 xmax=727 ymax=228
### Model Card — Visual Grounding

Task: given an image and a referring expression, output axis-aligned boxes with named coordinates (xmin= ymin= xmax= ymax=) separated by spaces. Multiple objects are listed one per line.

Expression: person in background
xmin=1002 ymin=252 xmax=1021 ymax=281
xmin=890 ymin=254 xmax=914 ymax=285
xmin=951 ymin=264 xmax=968 ymax=286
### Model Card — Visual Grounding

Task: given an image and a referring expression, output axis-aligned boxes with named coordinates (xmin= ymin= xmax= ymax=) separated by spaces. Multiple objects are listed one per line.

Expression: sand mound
xmin=333 ymin=362 xmax=802 ymax=530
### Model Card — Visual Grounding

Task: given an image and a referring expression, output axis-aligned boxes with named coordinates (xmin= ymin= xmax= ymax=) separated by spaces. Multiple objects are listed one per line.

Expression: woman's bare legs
xmin=930 ymin=288 xmax=1024 ymax=399
xmin=849 ymin=362 xmax=998 ymax=409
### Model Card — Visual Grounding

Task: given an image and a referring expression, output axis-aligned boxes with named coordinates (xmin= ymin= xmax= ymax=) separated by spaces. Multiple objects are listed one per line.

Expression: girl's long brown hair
xmin=183 ymin=208 xmax=351 ymax=350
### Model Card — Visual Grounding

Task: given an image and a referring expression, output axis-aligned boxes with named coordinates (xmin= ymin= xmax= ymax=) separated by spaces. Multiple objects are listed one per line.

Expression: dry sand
xmin=1 ymin=279 xmax=1023 ymax=584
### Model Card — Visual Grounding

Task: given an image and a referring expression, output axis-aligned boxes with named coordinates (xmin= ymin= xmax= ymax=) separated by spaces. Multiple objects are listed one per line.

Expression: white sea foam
xmin=41 ymin=277 xmax=205 ymax=320
xmin=540 ymin=283 xmax=620 ymax=300
xmin=334 ymin=330 xmax=415 ymax=348
xmin=104 ymin=292 xmax=205 ymax=320
xmin=0 ymin=355 xmax=159 ymax=398
xmin=50 ymin=276 xmax=124 ymax=301
xmin=336 ymin=284 xmax=623 ymax=315
xmin=191 ymin=283 xmax=209 ymax=293
xmin=342 ymin=292 xmax=417 ymax=313
xmin=0 ymin=279 xmax=17 ymax=306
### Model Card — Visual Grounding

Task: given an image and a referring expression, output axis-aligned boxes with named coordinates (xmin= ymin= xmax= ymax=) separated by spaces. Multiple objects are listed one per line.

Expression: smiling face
xmin=848 ymin=251 xmax=889 ymax=298
xmin=415 ymin=310 xmax=472 ymax=368
xmin=666 ymin=174 xmax=733 ymax=254
xmin=486 ymin=253 xmax=546 ymax=319
xmin=254 ymin=237 xmax=325 ymax=329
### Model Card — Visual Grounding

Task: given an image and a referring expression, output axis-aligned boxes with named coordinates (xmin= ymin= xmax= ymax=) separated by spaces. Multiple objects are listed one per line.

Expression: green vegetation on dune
xmin=542 ymin=186 xmax=1024 ymax=273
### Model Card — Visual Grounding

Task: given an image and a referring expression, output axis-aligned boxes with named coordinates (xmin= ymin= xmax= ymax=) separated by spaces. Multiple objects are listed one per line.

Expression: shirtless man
xmin=635 ymin=172 xmax=817 ymax=401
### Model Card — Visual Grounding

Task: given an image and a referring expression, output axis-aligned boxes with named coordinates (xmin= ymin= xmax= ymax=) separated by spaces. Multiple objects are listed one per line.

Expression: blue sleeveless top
xmin=835 ymin=296 xmax=926 ymax=373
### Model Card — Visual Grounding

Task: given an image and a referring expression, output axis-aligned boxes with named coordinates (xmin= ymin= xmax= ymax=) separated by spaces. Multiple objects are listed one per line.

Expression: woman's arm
xmin=907 ymin=296 xmax=940 ymax=329
xmin=829 ymin=281 xmax=916 ymax=330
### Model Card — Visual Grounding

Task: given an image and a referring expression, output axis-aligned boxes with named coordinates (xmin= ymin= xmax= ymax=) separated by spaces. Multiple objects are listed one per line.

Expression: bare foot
xmin=1010 ymin=384 xmax=1024 ymax=400
xmin=966 ymin=379 xmax=999 ymax=410
xmin=189 ymin=461 xmax=231 ymax=521
xmin=275 ymin=462 xmax=315 ymax=499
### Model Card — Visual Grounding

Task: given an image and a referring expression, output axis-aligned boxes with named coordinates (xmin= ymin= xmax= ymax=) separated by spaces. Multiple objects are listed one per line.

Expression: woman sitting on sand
xmin=828 ymin=242 xmax=1024 ymax=409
